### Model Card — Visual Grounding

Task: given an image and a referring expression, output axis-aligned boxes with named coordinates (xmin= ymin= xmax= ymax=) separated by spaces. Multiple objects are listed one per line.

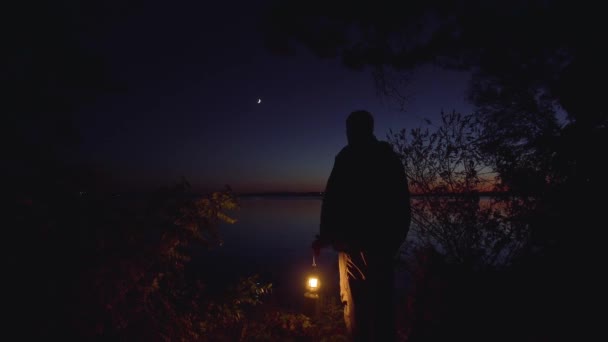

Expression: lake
xmin=191 ymin=196 xmax=412 ymax=308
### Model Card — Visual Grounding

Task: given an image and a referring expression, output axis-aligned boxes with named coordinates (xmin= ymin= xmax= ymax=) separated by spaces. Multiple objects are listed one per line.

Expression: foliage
xmin=242 ymin=311 xmax=314 ymax=341
xmin=389 ymin=111 xmax=489 ymax=195
xmin=386 ymin=110 xmax=593 ymax=339
xmin=199 ymin=275 xmax=273 ymax=337
xmin=12 ymin=168 xmax=350 ymax=341
xmin=263 ymin=0 xmax=608 ymax=197
xmin=263 ymin=0 xmax=605 ymax=124
xmin=10 ymin=173 xmax=245 ymax=340
xmin=196 ymin=292 xmax=347 ymax=341
xmin=74 ymin=181 xmax=240 ymax=340
xmin=389 ymin=111 xmax=532 ymax=269
xmin=469 ymin=75 xmax=563 ymax=196
xmin=242 ymin=295 xmax=347 ymax=342
xmin=264 ymin=2 xmax=608 ymax=335
xmin=310 ymin=296 xmax=349 ymax=342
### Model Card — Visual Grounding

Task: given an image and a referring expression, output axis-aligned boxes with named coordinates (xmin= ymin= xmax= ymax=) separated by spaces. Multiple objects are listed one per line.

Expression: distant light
xmin=257 ymin=98 xmax=262 ymax=104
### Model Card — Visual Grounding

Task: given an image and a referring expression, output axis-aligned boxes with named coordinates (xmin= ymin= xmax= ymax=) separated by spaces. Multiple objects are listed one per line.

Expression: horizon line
xmin=237 ymin=190 xmax=508 ymax=197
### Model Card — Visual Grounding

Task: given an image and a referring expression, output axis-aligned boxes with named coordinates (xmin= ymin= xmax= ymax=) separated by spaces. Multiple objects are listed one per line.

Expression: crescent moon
xmin=257 ymin=99 xmax=262 ymax=104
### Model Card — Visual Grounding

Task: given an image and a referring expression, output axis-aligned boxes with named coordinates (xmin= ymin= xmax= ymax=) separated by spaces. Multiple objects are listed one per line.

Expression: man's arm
xmin=319 ymin=157 xmax=339 ymax=241
xmin=314 ymin=153 xmax=345 ymax=254
xmin=388 ymin=150 xmax=412 ymax=253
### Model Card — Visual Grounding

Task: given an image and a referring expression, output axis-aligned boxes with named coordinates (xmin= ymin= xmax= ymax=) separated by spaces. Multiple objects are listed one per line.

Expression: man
xmin=313 ymin=110 xmax=411 ymax=341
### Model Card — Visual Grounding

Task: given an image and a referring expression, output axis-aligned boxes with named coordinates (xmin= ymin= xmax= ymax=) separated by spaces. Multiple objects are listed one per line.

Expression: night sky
xmin=70 ymin=0 xmax=472 ymax=193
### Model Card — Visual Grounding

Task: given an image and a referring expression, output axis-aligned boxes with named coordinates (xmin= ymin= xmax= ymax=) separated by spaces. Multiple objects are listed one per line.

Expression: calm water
xmin=191 ymin=196 xmax=413 ymax=306
xmin=192 ymin=196 xmax=338 ymax=304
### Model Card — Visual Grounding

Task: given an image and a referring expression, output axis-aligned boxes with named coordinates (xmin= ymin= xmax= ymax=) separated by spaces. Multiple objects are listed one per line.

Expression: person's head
xmin=346 ymin=110 xmax=374 ymax=145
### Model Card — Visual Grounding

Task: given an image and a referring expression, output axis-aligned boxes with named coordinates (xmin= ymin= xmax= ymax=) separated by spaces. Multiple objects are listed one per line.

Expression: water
xmin=190 ymin=195 xmax=419 ymax=309
xmin=191 ymin=196 xmax=340 ymax=306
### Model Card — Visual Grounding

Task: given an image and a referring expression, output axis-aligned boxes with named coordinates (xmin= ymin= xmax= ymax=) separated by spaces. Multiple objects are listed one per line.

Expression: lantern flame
xmin=308 ymin=277 xmax=319 ymax=289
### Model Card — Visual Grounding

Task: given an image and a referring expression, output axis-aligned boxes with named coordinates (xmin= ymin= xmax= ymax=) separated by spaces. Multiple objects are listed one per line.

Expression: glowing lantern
xmin=304 ymin=256 xmax=320 ymax=299
xmin=308 ymin=277 xmax=319 ymax=289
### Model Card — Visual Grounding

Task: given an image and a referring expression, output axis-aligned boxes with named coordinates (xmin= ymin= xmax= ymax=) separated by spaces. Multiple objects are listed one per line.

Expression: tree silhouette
xmin=264 ymin=2 xmax=607 ymax=337
xmin=263 ymin=0 xmax=607 ymax=193
xmin=390 ymin=111 xmax=531 ymax=269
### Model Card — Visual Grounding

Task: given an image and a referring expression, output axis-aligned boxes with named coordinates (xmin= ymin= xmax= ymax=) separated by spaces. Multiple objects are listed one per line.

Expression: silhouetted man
xmin=313 ymin=110 xmax=411 ymax=341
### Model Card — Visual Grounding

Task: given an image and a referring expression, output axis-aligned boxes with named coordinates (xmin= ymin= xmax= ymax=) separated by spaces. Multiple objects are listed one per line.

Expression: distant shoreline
xmin=105 ymin=190 xmax=509 ymax=199
xmin=237 ymin=191 xmax=509 ymax=198
xmin=238 ymin=192 xmax=323 ymax=198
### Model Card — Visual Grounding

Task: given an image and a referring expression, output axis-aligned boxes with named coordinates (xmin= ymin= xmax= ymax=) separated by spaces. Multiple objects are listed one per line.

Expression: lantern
xmin=304 ymin=256 xmax=320 ymax=299
xmin=308 ymin=276 xmax=319 ymax=290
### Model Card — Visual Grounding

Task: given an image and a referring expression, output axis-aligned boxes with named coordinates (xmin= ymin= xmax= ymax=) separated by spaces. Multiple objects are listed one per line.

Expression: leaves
xmin=389 ymin=111 xmax=532 ymax=269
